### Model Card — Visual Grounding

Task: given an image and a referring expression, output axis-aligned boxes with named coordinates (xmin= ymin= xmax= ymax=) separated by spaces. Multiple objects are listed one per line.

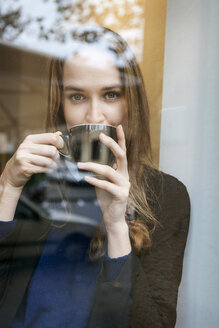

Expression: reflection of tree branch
xmin=0 ymin=8 xmax=30 ymax=41
xmin=0 ymin=0 xmax=144 ymax=56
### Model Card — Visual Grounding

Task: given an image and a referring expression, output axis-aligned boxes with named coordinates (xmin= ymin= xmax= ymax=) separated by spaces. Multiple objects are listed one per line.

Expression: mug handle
xmin=58 ymin=134 xmax=71 ymax=158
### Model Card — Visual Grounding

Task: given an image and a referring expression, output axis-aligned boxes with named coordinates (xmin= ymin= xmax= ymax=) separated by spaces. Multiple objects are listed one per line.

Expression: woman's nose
xmin=85 ymin=97 xmax=105 ymax=124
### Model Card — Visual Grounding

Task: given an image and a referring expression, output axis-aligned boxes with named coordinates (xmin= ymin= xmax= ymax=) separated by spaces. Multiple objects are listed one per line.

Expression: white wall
xmin=159 ymin=0 xmax=219 ymax=327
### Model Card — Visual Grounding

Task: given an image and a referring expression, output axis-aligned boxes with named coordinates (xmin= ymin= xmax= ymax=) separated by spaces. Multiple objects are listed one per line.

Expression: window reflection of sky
xmin=1 ymin=0 xmax=145 ymax=60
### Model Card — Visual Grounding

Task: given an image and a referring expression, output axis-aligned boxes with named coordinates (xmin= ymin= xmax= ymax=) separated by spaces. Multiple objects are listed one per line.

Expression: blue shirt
xmin=0 ymin=222 xmax=130 ymax=328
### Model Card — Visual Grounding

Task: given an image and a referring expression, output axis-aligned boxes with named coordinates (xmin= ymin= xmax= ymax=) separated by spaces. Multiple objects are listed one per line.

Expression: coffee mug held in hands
xmin=58 ymin=124 xmax=118 ymax=178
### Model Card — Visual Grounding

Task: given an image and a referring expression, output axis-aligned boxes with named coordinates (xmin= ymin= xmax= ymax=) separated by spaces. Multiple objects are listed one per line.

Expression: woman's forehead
xmin=64 ymin=49 xmax=121 ymax=80
xmin=63 ymin=50 xmax=122 ymax=88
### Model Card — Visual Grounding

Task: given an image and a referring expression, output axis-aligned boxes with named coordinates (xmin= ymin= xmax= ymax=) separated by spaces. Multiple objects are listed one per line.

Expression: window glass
xmin=0 ymin=2 xmax=191 ymax=328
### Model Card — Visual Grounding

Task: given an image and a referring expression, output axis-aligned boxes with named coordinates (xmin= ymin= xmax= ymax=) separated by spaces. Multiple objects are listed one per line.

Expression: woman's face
xmin=63 ymin=49 xmax=127 ymax=129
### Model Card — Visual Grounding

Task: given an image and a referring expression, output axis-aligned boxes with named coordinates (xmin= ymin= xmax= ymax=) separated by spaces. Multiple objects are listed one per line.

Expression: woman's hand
xmin=77 ymin=125 xmax=131 ymax=257
xmin=0 ymin=132 xmax=64 ymax=222
xmin=2 ymin=132 xmax=64 ymax=190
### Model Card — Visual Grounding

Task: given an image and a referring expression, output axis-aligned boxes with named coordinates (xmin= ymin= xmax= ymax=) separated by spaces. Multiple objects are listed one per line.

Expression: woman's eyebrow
xmin=64 ymin=86 xmax=84 ymax=92
xmin=101 ymin=84 xmax=122 ymax=90
xmin=64 ymin=84 xmax=122 ymax=92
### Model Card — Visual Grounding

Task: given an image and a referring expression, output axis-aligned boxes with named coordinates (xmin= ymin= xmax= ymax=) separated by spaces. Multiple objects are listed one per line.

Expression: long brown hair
xmin=46 ymin=26 xmax=159 ymax=257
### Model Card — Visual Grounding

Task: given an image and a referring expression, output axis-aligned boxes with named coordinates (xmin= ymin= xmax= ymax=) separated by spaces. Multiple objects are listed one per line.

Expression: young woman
xmin=0 ymin=26 xmax=190 ymax=328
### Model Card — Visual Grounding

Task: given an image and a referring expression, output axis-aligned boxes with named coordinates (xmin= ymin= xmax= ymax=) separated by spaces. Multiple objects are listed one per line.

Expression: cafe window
xmin=1 ymin=1 xmax=218 ymax=328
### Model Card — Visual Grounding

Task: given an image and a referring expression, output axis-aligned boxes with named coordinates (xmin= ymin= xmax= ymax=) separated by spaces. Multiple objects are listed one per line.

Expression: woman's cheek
xmin=63 ymin=103 xmax=81 ymax=127
xmin=110 ymin=103 xmax=127 ymax=126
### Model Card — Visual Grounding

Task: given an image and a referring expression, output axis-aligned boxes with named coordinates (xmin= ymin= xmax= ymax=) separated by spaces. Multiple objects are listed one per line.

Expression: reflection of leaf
xmin=36 ymin=17 xmax=44 ymax=22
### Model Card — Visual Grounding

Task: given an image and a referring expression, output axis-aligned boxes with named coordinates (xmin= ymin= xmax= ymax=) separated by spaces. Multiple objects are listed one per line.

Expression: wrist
xmin=0 ymin=172 xmax=23 ymax=195
xmin=105 ymin=219 xmax=131 ymax=258
xmin=0 ymin=172 xmax=23 ymax=222
xmin=1 ymin=163 xmax=24 ymax=193
xmin=105 ymin=219 xmax=129 ymax=235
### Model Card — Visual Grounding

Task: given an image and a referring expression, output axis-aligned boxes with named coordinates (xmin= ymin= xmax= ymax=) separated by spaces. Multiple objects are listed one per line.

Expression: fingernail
xmin=77 ymin=162 xmax=84 ymax=168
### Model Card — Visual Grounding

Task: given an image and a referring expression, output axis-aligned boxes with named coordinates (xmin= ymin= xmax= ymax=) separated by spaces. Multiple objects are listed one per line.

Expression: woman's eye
xmin=105 ymin=92 xmax=120 ymax=100
xmin=71 ymin=94 xmax=84 ymax=102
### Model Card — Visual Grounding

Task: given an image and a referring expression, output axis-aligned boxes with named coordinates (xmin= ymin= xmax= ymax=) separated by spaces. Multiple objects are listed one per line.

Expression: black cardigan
xmin=0 ymin=169 xmax=190 ymax=328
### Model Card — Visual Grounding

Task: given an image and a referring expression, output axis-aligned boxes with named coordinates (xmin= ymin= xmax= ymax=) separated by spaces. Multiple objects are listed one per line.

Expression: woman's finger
xmin=77 ymin=161 xmax=126 ymax=185
xmin=22 ymin=163 xmax=56 ymax=177
xmin=116 ymin=124 xmax=126 ymax=151
xmin=99 ymin=133 xmax=128 ymax=173
xmin=22 ymin=143 xmax=60 ymax=160
xmin=16 ymin=152 xmax=58 ymax=169
xmin=24 ymin=132 xmax=64 ymax=149
xmin=84 ymin=175 xmax=129 ymax=199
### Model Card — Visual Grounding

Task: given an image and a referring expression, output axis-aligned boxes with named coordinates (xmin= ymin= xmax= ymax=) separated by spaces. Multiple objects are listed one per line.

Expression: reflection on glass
xmin=0 ymin=6 xmax=190 ymax=328
xmin=92 ymin=140 xmax=100 ymax=161
xmin=74 ymin=139 xmax=82 ymax=162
